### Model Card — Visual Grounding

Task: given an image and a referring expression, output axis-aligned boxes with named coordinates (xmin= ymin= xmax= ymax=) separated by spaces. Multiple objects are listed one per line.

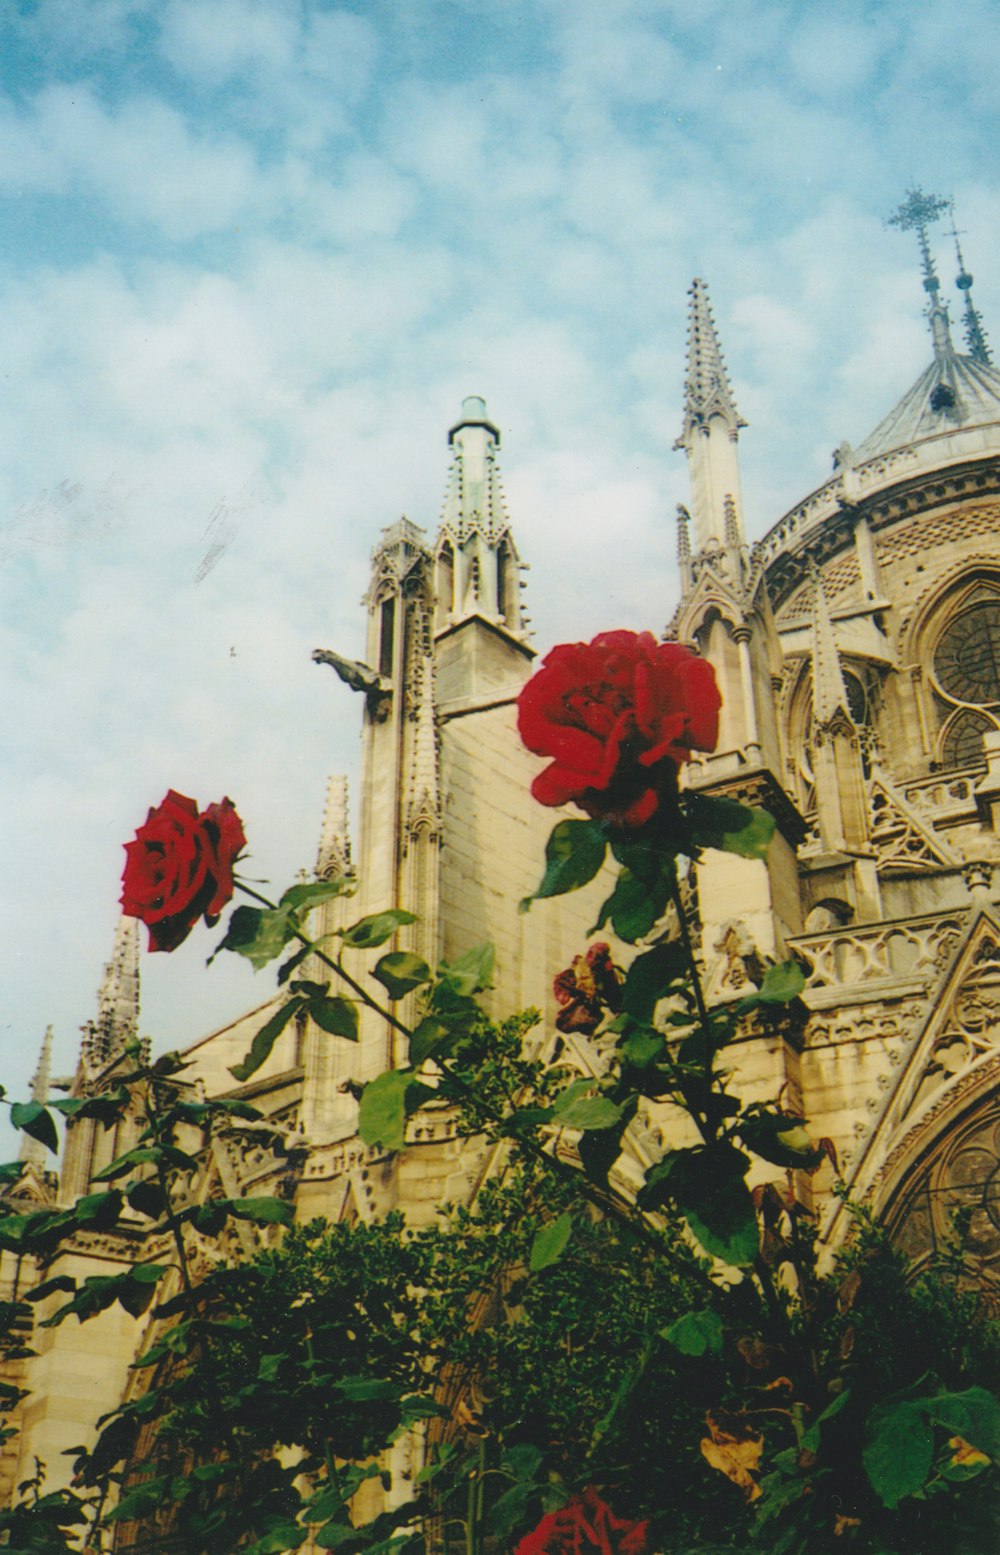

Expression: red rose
xmin=515 ymin=1488 xmax=650 ymax=1555
xmin=121 ymin=790 xmax=246 ymax=952
xmin=553 ymin=943 xmax=624 ymax=1035
xmin=518 ymin=630 xmax=720 ymax=829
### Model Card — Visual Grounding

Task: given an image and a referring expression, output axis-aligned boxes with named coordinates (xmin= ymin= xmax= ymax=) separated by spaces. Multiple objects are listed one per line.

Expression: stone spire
xmin=949 ymin=208 xmax=992 ymax=366
xmin=675 ymin=279 xmax=747 ymax=553
xmin=19 ymin=1027 xmax=54 ymax=1168
xmin=316 ymin=774 xmax=354 ymax=881
xmin=81 ymin=916 xmax=140 ymax=1073
xmin=435 ymin=397 xmax=526 ymax=636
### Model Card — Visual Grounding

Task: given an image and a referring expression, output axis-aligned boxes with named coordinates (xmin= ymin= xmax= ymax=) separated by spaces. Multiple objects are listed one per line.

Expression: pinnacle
xmin=676 ymin=277 xmax=746 ymax=447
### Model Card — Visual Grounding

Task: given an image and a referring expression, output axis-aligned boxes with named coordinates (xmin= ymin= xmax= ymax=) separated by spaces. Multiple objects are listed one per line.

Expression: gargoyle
xmin=312 ymin=648 xmax=392 ymax=720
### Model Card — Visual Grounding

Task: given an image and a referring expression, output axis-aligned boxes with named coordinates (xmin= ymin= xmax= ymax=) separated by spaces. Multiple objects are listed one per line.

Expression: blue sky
xmin=1 ymin=0 xmax=998 ymax=1138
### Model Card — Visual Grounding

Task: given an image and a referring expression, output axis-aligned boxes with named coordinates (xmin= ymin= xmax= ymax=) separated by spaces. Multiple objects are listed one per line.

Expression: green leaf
xmin=529 ymin=1212 xmax=574 ymax=1272
xmin=593 ymin=866 xmax=671 ymax=943
xmin=440 ymin=942 xmax=495 ymax=996
xmin=738 ymin=1110 xmax=823 ymax=1169
xmin=307 ymin=994 xmax=359 ymax=1040
xmin=863 ymin=1400 xmax=935 ymax=1508
xmin=373 ymin=951 xmax=433 ymax=1000
xmin=103 ymin=1475 xmax=170 ymax=1523
xmin=127 ymin=1181 xmax=167 ymax=1219
xmin=341 ymin=908 xmax=416 ymax=949
xmin=641 ymin=1145 xmax=759 ymax=1266
xmin=577 ymin=1095 xmax=637 ymax=1187
xmin=522 ymin=819 xmax=607 ymax=908
xmin=408 ymin=1017 xmax=452 ymax=1065
xmin=229 ymin=996 xmax=306 ymax=1084
xmin=333 ymin=1376 xmax=402 ymax=1403
xmin=231 ymin=1196 xmax=295 ymax=1226
xmin=736 ymin=959 xmax=806 ymax=1014
xmin=248 ymin=1523 xmax=308 ymax=1554
xmin=502 ymin=1443 xmax=544 ymax=1482
xmin=10 ymin=1102 xmax=58 ymax=1154
xmin=620 ymin=1027 xmax=666 ymax=1067
xmin=74 ymin=1190 xmax=124 ymax=1230
xmin=214 ymin=904 xmax=298 ymax=970
xmin=801 ymin=1387 xmax=853 ymax=1453
xmin=357 ymin=1070 xmax=433 ymax=1152
xmin=279 ymin=878 xmax=351 ymax=912
xmin=685 ymin=793 xmax=776 ymax=860
xmin=621 ymin=941 xmax=687 ymax=1021
xmin=661 ymin=1307 xmax=724 ymax=1357
xmin=551 ymin=1089 xmax=623 ymax=1131
xmin=926 ymin=1387 xmax=1000 ymax=1458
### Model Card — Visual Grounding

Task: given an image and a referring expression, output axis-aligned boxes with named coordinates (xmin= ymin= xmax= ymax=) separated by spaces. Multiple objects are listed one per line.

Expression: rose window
xmin=930 ymin=589 xmax=1000 ymax=769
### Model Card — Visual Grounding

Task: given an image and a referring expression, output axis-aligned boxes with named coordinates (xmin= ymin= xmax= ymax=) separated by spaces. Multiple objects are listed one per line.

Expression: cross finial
xmin=887 ymin=187 xmax=950 ymax=296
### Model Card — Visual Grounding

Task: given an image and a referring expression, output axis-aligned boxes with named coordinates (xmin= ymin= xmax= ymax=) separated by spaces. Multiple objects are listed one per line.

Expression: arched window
xmin=928 ymin=583 xmax=1000 ymax=770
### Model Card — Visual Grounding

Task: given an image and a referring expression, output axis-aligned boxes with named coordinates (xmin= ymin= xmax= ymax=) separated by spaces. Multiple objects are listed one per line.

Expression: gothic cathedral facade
xmin=5 ymin=195 xmax=1000 ymax=1500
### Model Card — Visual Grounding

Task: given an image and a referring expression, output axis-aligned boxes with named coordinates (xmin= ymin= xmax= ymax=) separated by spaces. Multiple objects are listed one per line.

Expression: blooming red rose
xmin=518 ymin=630 xmax=720 ymax=829
xmin=553 ymin=943 xmax=624 ymax=1035
xmin=121 ymin=790 xmax=246 ymax=952
xmin=515 ymin=1488 xmax=650 ymax=1555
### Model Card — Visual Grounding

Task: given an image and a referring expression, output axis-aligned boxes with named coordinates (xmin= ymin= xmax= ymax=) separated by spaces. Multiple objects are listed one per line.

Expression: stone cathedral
xmin=4 ymin=190 xmax=1000 ymax=1503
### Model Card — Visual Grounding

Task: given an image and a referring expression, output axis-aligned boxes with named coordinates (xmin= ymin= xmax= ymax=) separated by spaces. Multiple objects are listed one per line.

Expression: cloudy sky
xmin=1 ymin=0 xmax=998 ymax=1128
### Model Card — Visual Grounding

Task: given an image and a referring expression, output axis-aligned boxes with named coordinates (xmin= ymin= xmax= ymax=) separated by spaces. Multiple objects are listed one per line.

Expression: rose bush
xmin=515 ymin=1488 xmax=650 ymax=1555
xmin=517 ymin=630 xmax=720 ymax=829
xmin=120 ymin=789 xmax=246 ymax=951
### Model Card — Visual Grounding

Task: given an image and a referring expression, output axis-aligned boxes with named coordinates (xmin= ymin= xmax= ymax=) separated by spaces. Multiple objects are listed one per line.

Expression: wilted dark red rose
xmin=121 ymin=790 xmax=246 ymax=952
xmin=553 ymin=943 xmax=624 ymax=1035
xmin=515 ymin=1487 xmax=650 ymax=1555
xmin=518 ymin=630 xmax=720 ymax=829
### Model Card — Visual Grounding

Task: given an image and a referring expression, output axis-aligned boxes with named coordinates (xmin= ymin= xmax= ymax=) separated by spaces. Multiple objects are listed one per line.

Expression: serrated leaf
xmin=373 ymin=951 xmax=432 ymax=1000
xmin=529 ymin=1212 xmax=573 ymax=1272
xmin=863 ymin=1401 xmax=934 ymax=1508
xmin=214 ymin=905 xmax=297 ymax=970
xmin=307 ymin=994 xmax=359 ymax=1040
xmin=685 ymin=794 xmax=776 ymax=860
xmin=522 ymin=819 xmax=607 ymax=908
xmin=341 ymin=908 xmax=416 ymax=949
xmin=10 ymin=1102 xmax=58 ymax=1154
xmin=229 ymin=996 xmax=306 ymax=1083
xmin=661 ymin=1308 xmax=724 ymax=1356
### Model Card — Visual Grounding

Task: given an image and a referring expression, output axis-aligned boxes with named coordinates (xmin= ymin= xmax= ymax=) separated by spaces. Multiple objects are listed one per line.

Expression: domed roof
xmin=853 ymin=332 xmax=1000 ymax=463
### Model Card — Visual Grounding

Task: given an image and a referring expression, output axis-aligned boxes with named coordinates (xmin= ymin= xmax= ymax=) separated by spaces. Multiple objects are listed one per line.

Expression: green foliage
xmin=529 ymin=1210 xmax=574 ymax=1270
xmin=521 ymin=819 xmax=607 ymax=907
xmin=684 ymin=793 xmax=776 ymax=860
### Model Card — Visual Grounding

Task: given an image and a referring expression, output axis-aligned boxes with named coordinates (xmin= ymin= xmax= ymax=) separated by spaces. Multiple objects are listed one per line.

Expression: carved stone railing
xmin=789 ymin=907 xmax=968 ymax=997
xmin=901 ymin=766 xmax=984 ymax=823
